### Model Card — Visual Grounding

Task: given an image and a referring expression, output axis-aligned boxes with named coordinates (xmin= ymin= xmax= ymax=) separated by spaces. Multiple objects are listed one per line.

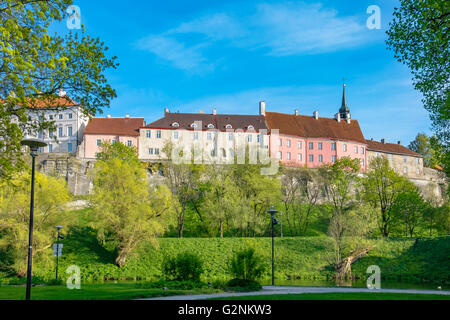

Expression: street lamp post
xmin=268 ymin=206 xmax=278 ymax=286
xmin=21 ymin=138 xmax=47 ymax=300
xmin=55 ymin=226 xmax=64 ymax=280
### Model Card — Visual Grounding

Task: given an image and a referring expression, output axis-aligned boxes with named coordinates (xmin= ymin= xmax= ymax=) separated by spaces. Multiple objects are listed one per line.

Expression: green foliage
xmin=0 ymin=171 xmax=71 ymax=275
xmin=136 ymin=279 xmax=207 ymax=290
xmin=391 ymin=190 xmax=430 ymax=237
xmin=90 ymin=142 xmax=173 ymax=267
xmin=229 ymin=248 xmax=266 ymax=281
xmin=162 ymin=252 xmax=203 ymax=282
xmin=0 ymin=0 xmax=118 ymax=179
xmin=225 ymin=279 xmax=262 ymax=292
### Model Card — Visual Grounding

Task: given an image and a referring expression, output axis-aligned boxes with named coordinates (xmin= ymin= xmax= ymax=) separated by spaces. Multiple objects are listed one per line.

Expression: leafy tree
xmin=0 ymin=170 xmax=71 ymax=276
xmin=90 ymin=142 xmax=172 ymax=267
xmin=391 ymin=190 xmax=429 ymax=237
xmin=229 ymin=248 xmax=265 ymax=281
xmin=363 ymin=157 xmax=416 ymax=237
xmin=409 ymin=133 xmax=435 ymax=167
xmin=435 ymin=202 xmax=450 ymax=235
xmin=386 ymin=0 xmax=449 ymax=145
xmin=0 ymin=0 xmax=118 ymax=179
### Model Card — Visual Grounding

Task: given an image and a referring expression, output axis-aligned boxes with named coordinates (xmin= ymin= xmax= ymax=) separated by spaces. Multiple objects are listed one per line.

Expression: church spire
xmin=339 ymin=83 xmax=351 ymax=120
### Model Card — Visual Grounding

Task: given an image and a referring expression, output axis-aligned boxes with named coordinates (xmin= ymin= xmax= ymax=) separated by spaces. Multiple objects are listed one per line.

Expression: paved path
xmin=140 ymin=285 xmax=450 ymax=300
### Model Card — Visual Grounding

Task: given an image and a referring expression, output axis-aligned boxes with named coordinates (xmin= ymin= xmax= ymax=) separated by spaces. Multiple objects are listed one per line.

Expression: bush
xmin=136 ymin=279 xmax=207 ymax=290
xmin=162 ymin=252 xmax=203 ymax=281
xmin=229 ymin=248 xmax=266 ymax=281
xmin=225 ymin=278 xmax=262 ymax=292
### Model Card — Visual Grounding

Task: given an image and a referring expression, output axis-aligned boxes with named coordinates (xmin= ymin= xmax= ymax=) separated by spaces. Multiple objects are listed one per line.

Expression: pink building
xmin=263 ymin=85 xmax=367 ymax=170
xmin=82 ymin=116 xmax=145 ymax=159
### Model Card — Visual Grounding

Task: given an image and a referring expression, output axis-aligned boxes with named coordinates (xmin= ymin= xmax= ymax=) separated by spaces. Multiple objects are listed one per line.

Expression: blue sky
xmin=64 ymin=0 xmax=430 ymax=145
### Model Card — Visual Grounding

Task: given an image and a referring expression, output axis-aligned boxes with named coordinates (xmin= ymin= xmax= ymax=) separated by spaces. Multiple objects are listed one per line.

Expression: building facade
xmin=83 ymin=116 xmax=145 ymax=159
xmin=366 ymin=139 xmax=424 ymax=179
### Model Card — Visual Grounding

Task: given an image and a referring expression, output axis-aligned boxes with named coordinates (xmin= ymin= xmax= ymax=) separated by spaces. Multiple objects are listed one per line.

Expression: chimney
xmin=295 ymin=109 xmax=299 ymax=116
xmin=107 ymin=114 xmax=111 ymax=118
xmin=335 ymin=112 xmax=341 ymax=123
xmin=313 ymin=110 xmax=319 ymax=119
xmin=164 ymin=107 xmax=170 ymax=115
xmin=381 ymin=139 xmax=385 ymax=144
xmin=259 ymin=101 xmax=266 ymax=116
xmin=398 ymin=141 xmax=401 ymax=145
xmin=212 ymin=108 xmax=217 ymax=115
xmin=346 ymin=118 xmax=351 ymax=124
xmin=57 ymin=89 xmax=66 ymax=97
xmin=125 ymin=114 xmax=130 ymax=118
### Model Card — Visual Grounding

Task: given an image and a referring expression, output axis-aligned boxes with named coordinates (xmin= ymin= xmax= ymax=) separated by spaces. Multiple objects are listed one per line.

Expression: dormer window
xmin=207 ymin=124 xmax=215 ymax=129
xmin=247 ymin=125 xmax=254 ymax=130
xmin=172 ymin=122 xmax=180 ymax=127
xmin=225 ymin=124 xmax=232 ymax=129
xmin=190 ymin=123 xmax=198 ymax=128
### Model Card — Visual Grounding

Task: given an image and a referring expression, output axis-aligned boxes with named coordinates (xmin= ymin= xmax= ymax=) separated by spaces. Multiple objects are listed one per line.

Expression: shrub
xmin=162 ymin=252 xmax=203 ymax=281
xmin=136 ymin=279 xmax=207 ymax=290
xmin=229 ymin=248 xmax=266 ymax=281
xmin=225 ymin=278 xmax=262 ymax=292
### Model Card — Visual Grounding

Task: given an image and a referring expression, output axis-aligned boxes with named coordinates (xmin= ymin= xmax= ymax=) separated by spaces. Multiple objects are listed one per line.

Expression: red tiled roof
xmin=265 ymin=112 xmax=366 ymax=144
xmin=365 ymin=139 xmax=421 ymax=157
xmin=84 ymin=117 xmax=145 ymax=136
xmin=144 ymin=112 xmax=268 ymax=131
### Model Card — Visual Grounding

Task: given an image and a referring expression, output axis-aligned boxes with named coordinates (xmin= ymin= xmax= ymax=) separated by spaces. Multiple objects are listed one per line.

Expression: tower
xmin=339 ymin=83 xmax=351 ymax=121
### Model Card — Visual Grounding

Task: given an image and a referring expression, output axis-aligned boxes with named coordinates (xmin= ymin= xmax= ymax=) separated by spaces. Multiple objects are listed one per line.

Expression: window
xmin=318 ymin=155 xmax=323 ymax=162
xmin=361 ymin=147 xmax=364 ymax=154
xmin=416 ymin=158 xmax=420 ymax=164
xmin=207 ymin=124 xmax=214 ymax=129
xmin=96 ymin=139 xmax=101 ymax=147
xmin=127 ymin=140 xmax=132 ymax=147
xmin=278 ymin=139 xmax=282 ymax=147
xmin=257 ymin=134 xmax=261 ymax=143
xmin=38 ymin=115 xmax=44 ymax=121
xmin=343 ymin=144 xmax=347 ymax=152
xmin=331 ymin=142 xmax=336 ymax=151
xmin=221 ymin=149 xmax=226 ymax=158
xmin=68 ymin=126 xmax=73 ymax=137
xmin=172 ymin=122 xmax=179 ymax=127
xmin=361 ymin=159 xmax=365 ymax=166
xmin=49 ymin=130 xmax=54 ymax=138
xmin=297 ymin=153 xmax=302 ymax=161
xmin=207 ymin=132 xmax=212 ymax=141
xmin=403 ymin=167 xmax=407 ymax=174
xmin=416 ymin=168 xmax=420 ymax=174
xmin=146 ymin=130 xmax=151 ymax=138
xmin=155 ymin=148 xmax=160 ymax=155
xmin=287 ymin=152 xmax=291 ymax=160
xmin=376 ymin=152 xmax=380 ymax=157
xmin=49 ymin=144 xmax=53 ymax=153
xmin=354 ymin=146 xmax=358 ymax=154
xmin=388 ymin=154 xmax=393 ymax=161
xmin=68 ymin=143 xmax=73 ymax=152
xmin=309 ymin=142 xmax=314 ymax=150
xmin=191 ymin=123 xmax=198 ymax=128
xmin=298 ymin=141 xmax=302 ymax=149
xmin=111 ymin=139 xmax=117 ymax=144
xmin=286 ymin=140 xmax=291 ymax=148
xmin=59 ymin=114 xmax=63 ymax=120
xmin=156 ymin=130 xmax=161 ymax=138
xmin=68 ymin=113 xmax=73 ymax=119
xmin=194 ymin=132 xmax=199 ymax=140
xmin=248 ymin=134 xmax=252 ymax=142
xmin=173 ymin=131 xmax=179 ymax=139
xmin=49 ymin=115 xmax=53 ymax=120
xmin=309 ymin=155 xmax=314 ymax=162
xmin=149 ymin=148 xmax=154 ymax=155
xmin=228 ymin=133 xmax=233 ymax=141
xmin=332 ymin=155 xmax=337 ymax=162
xmin=318 ymin=142 xmax=323 ymax=150
xmin=225 ymin=124 xmax=232 ymax=129
xmin=38 ymin=130 xmax=43 ymax=139
xmin=210 ymin=149 xmax=216 ymax=157
xmin=403 ymin=156 xmax=407 ymax=163
xmin=247 ymin=125 xmax=254 ymax=130
xmin=277 ymin=152 xmax=282 ymax=159
xmin=58 ymin=127 xmax=63 ymax=137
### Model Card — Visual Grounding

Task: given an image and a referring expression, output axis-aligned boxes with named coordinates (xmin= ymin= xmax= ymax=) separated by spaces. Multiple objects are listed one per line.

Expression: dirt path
xmin=139 ymin=285 xmax=450 ymax=300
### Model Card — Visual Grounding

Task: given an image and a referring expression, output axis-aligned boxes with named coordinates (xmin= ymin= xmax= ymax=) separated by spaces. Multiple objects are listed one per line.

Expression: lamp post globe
xmin=267 ymin=206 xmax=278 ymax=286
xmin=21 ymin=138 xmax=47 ymax=300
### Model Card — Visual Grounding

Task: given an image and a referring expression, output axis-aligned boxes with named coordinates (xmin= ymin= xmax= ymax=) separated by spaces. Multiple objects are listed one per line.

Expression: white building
xmin=19 ymin=92 xmax=89 ymax=154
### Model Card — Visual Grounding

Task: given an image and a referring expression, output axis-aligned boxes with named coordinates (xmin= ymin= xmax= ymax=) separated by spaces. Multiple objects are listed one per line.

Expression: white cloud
xmin=136 ymin=2 xmax=374 ymax=72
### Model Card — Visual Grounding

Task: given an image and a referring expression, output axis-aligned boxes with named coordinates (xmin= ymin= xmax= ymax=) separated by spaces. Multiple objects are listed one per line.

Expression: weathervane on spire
xmin=339 ymin=79 xmax=351 ymax=121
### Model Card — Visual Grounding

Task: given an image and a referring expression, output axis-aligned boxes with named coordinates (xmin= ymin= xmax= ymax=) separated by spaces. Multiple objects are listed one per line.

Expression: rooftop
xmin=84 ymin=117 xmax=145 ymax=136
xmin=365 ymin=139 xmax=421 ymax=157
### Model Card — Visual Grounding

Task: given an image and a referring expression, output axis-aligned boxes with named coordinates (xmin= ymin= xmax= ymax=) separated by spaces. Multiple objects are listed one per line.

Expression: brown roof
xmin=365 ymin=139 xmax=421 ymax=157
xmin=84 ymin=117 xmax=145 ymax=136
xmin=265 ymin=112 xmax=366 ymax=144
xmin=144 ymin=112 xmax=268 ymax=131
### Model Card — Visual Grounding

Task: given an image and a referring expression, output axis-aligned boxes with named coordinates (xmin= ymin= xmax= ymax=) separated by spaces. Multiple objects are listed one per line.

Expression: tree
xmin=386 ymin=0 xmax=449 ymax=145
xmin=90 ymin=142 xmax=172 ymax=267
xmin=363 ymin=157 xmax=416 ymax=237
xmin=391 ymin=190 xmax=429 ymax=237
xmin=0 ymin=170 xmax=71 ymax=276
xmin=409 ymin=133 xmax=434 ymax=167
xmin=0 ymin=0 xmax=118 ymax=179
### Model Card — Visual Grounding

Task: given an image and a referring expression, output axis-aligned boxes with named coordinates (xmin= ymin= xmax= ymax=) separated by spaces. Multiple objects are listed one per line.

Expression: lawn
xmin=211 ymin=292 xmax=450 ymax=300
xmin=0 ymin=283 xmax=218 ymax=300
